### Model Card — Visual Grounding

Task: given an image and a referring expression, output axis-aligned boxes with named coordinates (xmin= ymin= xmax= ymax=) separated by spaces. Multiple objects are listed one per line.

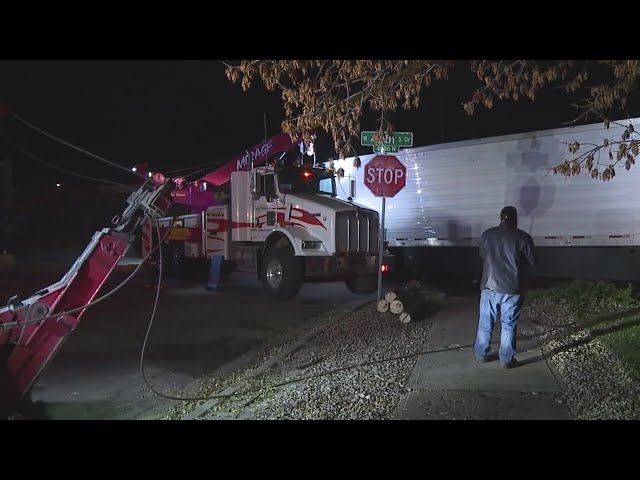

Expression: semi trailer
xmin=329 ymin=119 xmax=640 ymax=284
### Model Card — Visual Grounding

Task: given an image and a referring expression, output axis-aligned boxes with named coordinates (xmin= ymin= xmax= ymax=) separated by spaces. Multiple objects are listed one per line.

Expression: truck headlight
xmin=302 ymin=241 xmax=322 ymax=250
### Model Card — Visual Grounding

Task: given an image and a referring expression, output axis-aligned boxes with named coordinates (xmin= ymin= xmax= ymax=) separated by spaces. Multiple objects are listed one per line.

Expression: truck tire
xmin=345 ymin=275 xmax=378 ymax=295
xmin=261 ymin=245 xmax=303 ymax=300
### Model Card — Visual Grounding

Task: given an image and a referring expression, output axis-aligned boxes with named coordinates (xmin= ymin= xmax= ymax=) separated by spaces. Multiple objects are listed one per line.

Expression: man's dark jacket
xmin=479 ymin=224 xmax=536 ymax=294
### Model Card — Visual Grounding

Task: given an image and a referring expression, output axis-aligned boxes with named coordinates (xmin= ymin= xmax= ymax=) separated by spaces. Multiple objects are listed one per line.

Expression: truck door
xmin=252 ymin=171 xmax=279 ymax=236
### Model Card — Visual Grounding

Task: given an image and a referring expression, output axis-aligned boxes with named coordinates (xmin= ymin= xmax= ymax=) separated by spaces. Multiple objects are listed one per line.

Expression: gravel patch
xmin=164 ymin=287 xmax=640 ymax=420
xmin=522 ymin=295 xmax=640 ymax=420
xmin=201 ymin=301 xmax=433 ymax=420
xmin=159 ymin=311 xmax=341 ymax=420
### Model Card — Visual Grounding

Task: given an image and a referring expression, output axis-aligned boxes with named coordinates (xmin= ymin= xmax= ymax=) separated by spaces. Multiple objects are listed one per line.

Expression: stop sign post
xmin=363 ymin=155 xmax=407 ymax=302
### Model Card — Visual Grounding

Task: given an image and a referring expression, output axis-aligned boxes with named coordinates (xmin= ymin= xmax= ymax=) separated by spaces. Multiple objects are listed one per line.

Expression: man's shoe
xmin=501 ymin=358 xmax=518 ymax=369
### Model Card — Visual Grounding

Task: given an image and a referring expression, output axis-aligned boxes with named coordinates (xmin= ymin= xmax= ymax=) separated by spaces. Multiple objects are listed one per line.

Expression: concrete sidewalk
xmin=392 ymin=296 xmax=573 ymax=420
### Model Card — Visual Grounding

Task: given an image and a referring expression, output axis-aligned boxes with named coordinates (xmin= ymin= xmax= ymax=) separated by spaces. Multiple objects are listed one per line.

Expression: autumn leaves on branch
xmin=225 ymin=60 xmax=640 ymax=181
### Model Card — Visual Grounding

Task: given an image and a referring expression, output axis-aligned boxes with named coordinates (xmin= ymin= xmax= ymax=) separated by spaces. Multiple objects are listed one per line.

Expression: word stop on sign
xmin=366 ymin=167 xmax=404 ymax=184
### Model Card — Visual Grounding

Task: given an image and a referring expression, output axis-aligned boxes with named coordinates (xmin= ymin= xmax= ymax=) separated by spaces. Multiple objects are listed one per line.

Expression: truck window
xmin=264 ymin=174 xmax=275 ymax=198
xmin=256 ymin=173 xmax=276 ymax=200
xmin=277 ymin=168 xmax=336 ymax=196
xmin=319 ymin=178 xmax=333 ymax=195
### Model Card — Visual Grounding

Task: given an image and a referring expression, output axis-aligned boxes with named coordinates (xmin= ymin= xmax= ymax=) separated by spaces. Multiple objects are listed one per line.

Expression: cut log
xmin=387 ymin=289 xmax=412 ymax=314
xmin=384 ymin=291 xmax=397 ymax=303
xmin=389 ymin=299 xmax=404 ymax=315
xmin=377 ymin=299 xmax=389 ymax=313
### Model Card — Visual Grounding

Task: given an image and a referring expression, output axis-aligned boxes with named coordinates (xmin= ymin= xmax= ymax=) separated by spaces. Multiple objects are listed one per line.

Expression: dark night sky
xmin=0 ymin=60 xmax=587 ymax=191
xmin=0 ymin=60 xmax=286 ymax=189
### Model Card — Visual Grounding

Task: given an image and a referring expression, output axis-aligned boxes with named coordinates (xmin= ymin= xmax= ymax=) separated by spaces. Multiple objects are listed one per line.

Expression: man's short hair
xmin=500 ymin=206 xmax=518 ymax=222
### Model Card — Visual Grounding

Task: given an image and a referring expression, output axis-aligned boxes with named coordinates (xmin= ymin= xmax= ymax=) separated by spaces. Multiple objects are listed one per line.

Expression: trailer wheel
xmin=345 ymin=275 xmax=378 ymax=295
xmin=261 ymin=245 xmax=303 ymax=300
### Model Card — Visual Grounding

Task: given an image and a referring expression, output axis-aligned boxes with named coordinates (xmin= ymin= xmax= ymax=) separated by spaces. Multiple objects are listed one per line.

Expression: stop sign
xmin=363 ymin=155 xmax=406 ymax=197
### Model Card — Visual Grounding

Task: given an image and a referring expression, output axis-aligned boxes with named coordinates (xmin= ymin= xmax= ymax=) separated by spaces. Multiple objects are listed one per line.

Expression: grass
xmin=529 ymin=280 xmax=640 ymax=378
xmin=599 ymin=324 xmax=640 ymax=378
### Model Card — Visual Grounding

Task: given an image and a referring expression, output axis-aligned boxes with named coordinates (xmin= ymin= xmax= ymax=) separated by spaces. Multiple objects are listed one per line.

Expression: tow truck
xmin=0 ymin=130 xmax=393 ymax=417
xmin=145 ymin=132 xmax=394 ymax=299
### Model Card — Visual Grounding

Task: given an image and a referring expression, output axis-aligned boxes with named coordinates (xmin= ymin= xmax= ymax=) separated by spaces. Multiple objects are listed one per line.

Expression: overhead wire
xmin=7 ymin=111 xmax=147 ymax=181
xmin=184 ymin=161 xmax=227 ymax=181
xmin=2 ymin=136 xmax=133 ymax=189
xmin=164 ymin=159 xmax=222 ymax=176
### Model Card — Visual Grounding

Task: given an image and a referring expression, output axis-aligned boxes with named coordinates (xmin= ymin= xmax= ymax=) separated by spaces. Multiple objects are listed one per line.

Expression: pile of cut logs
xmin=377 ymin=282 xmax=445 ymax=323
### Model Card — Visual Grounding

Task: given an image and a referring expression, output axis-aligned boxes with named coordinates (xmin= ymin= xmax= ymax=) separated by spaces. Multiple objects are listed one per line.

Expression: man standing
xmin=474 ymin=206 xmax=535 ymax=368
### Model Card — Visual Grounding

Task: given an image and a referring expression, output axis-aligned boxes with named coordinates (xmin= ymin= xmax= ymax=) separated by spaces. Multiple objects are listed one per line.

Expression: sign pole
xmin=377 ymin=196 xmax=386 ymax=303
xmin=361 ymin=131 xmax=411 ymax=304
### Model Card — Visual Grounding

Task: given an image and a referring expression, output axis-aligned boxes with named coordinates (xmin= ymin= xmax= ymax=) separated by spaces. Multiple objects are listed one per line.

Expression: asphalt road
xmin=20 ymin=271 xmax=379 ymax=420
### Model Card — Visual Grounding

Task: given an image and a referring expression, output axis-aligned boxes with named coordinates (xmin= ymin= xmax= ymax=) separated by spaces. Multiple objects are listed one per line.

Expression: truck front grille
xmin=335 ymin=209 xmax=379 ymax=254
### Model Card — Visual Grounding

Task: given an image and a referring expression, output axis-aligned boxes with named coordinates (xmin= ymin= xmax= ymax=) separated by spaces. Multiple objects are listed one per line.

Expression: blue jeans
xmin=474 ymin=290 xmax=523 ymax=365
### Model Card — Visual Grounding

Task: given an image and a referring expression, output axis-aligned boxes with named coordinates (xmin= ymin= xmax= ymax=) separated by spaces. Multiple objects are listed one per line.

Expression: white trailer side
xmin=330 ymin=119 xmax=640 ymax=283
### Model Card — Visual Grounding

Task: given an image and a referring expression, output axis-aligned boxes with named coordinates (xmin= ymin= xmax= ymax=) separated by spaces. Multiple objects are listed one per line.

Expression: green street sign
xmin=361 ymin=131 xmax=414 ymax=149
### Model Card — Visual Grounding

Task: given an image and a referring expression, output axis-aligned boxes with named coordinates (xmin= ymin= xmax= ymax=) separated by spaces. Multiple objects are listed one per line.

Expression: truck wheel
xmin=345 ymin=275 xmax=378 ymax=295
xmin=261 ymin=246 xmax=303 ymax=300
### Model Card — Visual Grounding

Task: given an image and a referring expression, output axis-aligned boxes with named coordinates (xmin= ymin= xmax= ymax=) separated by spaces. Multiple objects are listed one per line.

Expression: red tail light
xmin=381 ymin=264 xmax=388 ymax=273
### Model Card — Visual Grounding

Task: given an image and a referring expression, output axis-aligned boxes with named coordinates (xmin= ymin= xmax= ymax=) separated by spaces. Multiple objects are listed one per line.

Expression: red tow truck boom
xmin=0 ymin=175 xmax=174 ymax=417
